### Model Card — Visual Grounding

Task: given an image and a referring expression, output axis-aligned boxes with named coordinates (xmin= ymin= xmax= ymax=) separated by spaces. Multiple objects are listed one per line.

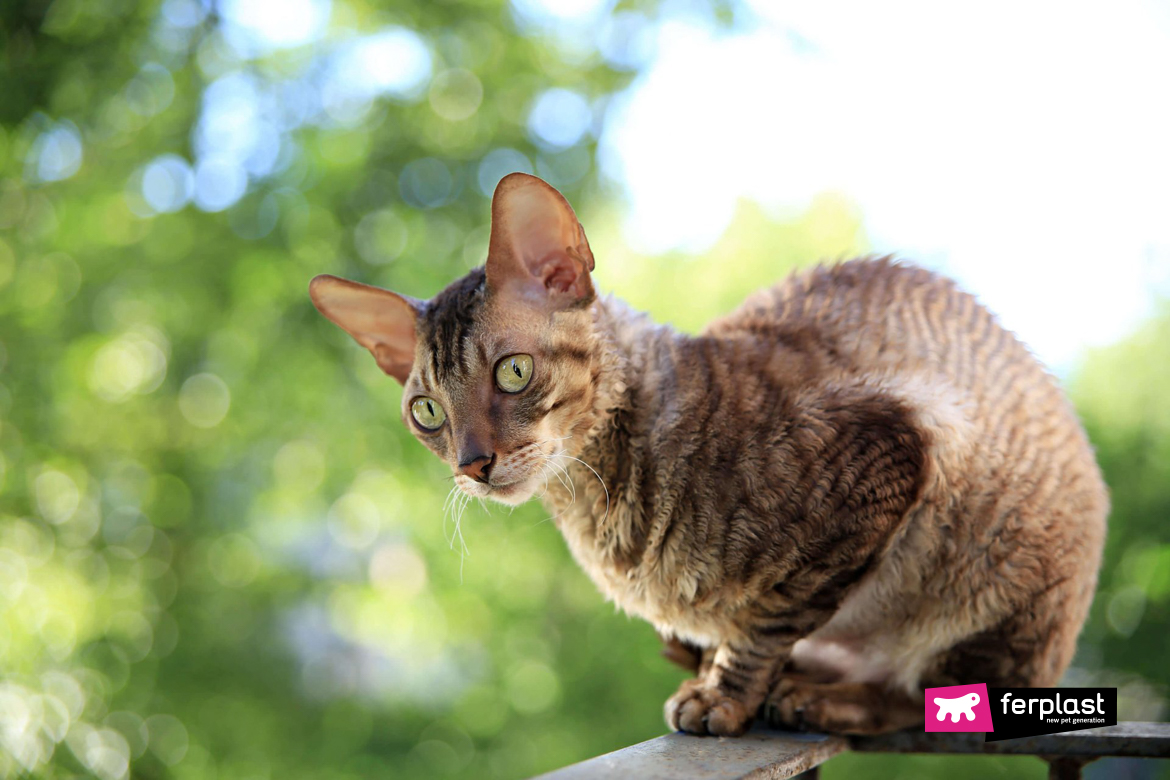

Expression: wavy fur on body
xmin=310 ymin=174 xmax=1108 ymax=736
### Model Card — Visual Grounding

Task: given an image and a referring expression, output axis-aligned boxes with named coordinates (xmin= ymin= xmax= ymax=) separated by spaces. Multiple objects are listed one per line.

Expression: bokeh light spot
xmin=144 ymin=714 xmax=188 ymax=766
xmin=527 ymin=89 xmax=591 ymax=150
xmin=220 ymin=0 xmax=331 ymax=51
xmin=109 ymin=611 xmax=155 ymax=662
xmin=28 ymin=122 xmax=83 ymax=183
xmin=399 ymin=158 xmax=453 ymax=209
xmin=193 ymin=158 xmax=248 ymax=212
xmin=208 ymin=534 xmax=261 ymax=588
xmin=104 ymin=712 xmax=148 ymax=760
xmin=339 ymin=28 xmax=433 ymax=102
xmin=273 ymin=440 xmax=325 ymax=493
xmin=178 ymin=373 xmax=231 ymax=428
xmin=505 ymin=661 xmax=561 ymax=715
xmin=476 ymin=148 xmax=533 ymax=197
xmin=35 ymin=470 xmax=80 ymax=525
xmin=327 ymin=493 xmax=381 ymax=550
xmin=599 ymin=11 xmax=655 ymax=70
xmin=141 ymin=155 xmax=194 ymax=214
xmin=125 ymin=64 xmax=176 ymax=118
xmin=369 ymin=542 xmax=427 ymax=597
xmin=66 ymin=724 xmax=131 ymax=780
xmin=354 ymin=209 xmax=409 ymax=265
xmin=428 ymin=69 xmax=484 ymax=121
xmin=1107 ymin=585 xmax=1146 ymax=637
xmin=88 ymin=333 xmax=169 ymax=402
xmin=228 ymin=194 xmax=280 ymax=240
xmin=161 ymin=0 xmax=207 ymax=28
xmin=511 ymin=0 xmax=613 ymax=28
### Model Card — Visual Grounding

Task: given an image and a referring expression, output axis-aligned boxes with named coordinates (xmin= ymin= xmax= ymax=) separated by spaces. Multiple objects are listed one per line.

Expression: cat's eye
xmin=495 ymin=354 xmax=534 ymax=393
xmin=410 ymin=396 xmax=446 ymax=431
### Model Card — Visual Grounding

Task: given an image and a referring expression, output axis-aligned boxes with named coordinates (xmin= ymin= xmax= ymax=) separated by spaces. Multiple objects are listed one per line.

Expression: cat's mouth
xmin=485 ymin=479 xmax=537 ymax=504
xmin=452 ymin=440 xmax=561 ymax=506
xmin=454 ymin=473 xmax=540 ymax=506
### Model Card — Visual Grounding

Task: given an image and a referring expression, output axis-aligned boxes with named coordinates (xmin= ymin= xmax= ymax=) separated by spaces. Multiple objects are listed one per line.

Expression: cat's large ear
xmin=485 ymin=173 xmax=595 ymax=309
xmin=309 ymin=274 xmax=424 ymax=384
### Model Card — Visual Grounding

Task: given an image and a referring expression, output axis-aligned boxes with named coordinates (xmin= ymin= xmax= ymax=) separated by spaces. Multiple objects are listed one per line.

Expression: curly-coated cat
xmin=310 ymin=173 xmax=1107 ymax=736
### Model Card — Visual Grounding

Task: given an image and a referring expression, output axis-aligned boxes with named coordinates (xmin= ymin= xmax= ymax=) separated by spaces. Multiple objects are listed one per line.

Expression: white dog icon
xmin=934 ymin=692 xmax=981 ymax=722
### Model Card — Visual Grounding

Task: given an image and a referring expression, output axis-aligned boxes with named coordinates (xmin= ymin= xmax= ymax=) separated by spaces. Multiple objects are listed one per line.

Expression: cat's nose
xmin=458 ymin=453 xmax=496 ymax=483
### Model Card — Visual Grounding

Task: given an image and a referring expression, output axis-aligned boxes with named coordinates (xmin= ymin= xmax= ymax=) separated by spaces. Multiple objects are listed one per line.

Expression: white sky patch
xmin=511 ymin=0 xmax=615 ymax=28
xmin=219 ymin=0 xmax=331 ymax=51
xmin=601 ymin=0 xmax=1170 ymax=371
xmin=335 ymin=29 xmax=434 ymax=101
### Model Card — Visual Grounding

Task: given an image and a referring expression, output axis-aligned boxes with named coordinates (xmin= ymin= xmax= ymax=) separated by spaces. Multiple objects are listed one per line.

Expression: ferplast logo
xmin=986 ymin=688 xmax=1117 ymax=742
xmin=925 ymin=684 xmax=994 ymax=732
xmin=924 ymin=685 xmax=1118 ymax=742
xmin=999 ymin=691 xmax=1108 ymax=721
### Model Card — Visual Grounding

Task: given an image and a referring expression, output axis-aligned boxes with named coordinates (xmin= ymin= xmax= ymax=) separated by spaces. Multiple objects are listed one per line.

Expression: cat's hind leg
xmin=762 ymin=678 xmax=924 ymax=735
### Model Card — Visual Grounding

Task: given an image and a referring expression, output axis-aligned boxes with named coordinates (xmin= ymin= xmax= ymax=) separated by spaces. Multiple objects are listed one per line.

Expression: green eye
xmin=410 ymin=396 xmax=446 ymax=431
xmin=495 ymin=354 xmax=534 ymax=393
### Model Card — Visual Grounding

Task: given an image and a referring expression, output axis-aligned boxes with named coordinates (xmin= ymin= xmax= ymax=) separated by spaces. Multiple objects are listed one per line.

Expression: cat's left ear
xmin=485 ymin=173 xmax=595 ymax=309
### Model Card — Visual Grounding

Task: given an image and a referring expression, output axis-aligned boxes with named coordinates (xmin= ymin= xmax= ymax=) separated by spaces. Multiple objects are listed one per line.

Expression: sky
xmin=599 ymin=0 xmax=1170 ymax=372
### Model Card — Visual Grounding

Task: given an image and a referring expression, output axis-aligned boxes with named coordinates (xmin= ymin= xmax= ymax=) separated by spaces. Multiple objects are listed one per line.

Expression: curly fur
xmin=310 ymin=174 xmax=1108 ymax=737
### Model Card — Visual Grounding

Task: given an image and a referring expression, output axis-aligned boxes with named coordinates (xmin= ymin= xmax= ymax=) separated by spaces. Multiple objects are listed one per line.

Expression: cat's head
xmin=310 ymin=174 xmax=601 ymax=505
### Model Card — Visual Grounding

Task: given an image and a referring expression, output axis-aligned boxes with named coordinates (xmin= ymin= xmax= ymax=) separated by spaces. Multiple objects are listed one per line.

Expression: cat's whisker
xmin=528 ymin=464 xmax=561 ymax=528
xmin=530 ymin=452 xmax=580 ymax=528
xmin=547 ymin=457 xmax=574 ymax=497
xmin=559 ymin=453 xmax=610 ymax=524
xmin=455 ymin=493 xmax=471 ymax=552
xmin=447 ymin=494 xmax=458 ymax=550
xmin=535 ymin=461 xmax=552 ymax=499
xmin=450 ymin=492 xmax=465 ymax=549
xmin=543 ymin=448 xmax=577 ymax=504
xmin=441 ymin=485 xmax=460 ymax=548
xmin=448 ymin=491 xmax=474 ymax=582
xmin=535 ymin=435 xmax=574 ymax=460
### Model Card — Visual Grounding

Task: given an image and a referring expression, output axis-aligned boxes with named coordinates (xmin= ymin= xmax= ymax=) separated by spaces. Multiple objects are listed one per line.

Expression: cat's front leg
xmin=664 ymin=641 xmax=781 ymax=736
xmin=664 ymin=587 xmax=845 ymax=736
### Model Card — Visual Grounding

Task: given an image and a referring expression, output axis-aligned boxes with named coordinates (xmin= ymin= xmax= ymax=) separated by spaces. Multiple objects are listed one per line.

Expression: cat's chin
xmin=455 ymin=476 xmax=540 ymax=507
xmin=486 ymin=480 xmax=540 ymax=506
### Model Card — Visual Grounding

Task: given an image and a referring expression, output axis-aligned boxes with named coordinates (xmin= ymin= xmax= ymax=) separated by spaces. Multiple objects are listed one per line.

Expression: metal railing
xmin=533 ymin=722 xmax=1170 ymax=780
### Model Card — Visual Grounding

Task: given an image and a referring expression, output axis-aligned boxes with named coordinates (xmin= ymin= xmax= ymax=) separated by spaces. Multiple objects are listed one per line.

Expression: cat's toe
xmin=764 ymin=678 xmax=809 ymax=730
xmin=664 ymin=679 xmax=750 ymax=737
xmin=763 ymin=678 xmax=884 ymax=734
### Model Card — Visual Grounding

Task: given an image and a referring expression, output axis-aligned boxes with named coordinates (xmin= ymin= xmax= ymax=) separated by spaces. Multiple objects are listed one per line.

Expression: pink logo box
xmin=925 ymin=683 xmax=995 ymax=732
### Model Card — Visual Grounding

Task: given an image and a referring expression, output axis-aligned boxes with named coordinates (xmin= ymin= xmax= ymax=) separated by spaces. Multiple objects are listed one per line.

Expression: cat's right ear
xmin=309 ymin=274 xmax=423 ymax=384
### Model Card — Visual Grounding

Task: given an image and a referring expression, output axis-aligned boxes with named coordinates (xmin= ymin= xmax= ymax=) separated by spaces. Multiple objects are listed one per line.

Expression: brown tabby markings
xmin=310 ymin=174 xmax=1108 ymax=738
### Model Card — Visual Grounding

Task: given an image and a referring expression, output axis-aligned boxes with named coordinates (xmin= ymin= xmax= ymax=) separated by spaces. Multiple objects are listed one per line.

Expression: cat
xmin=309 ymin=173 xmax=1108 ymax=737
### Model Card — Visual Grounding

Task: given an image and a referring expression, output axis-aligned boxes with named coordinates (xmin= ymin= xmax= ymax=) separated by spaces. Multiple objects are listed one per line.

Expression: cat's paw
xmin=762 ymin=678 xmax=877 ymax=734
xmin=664 ymin=678 xmax=751 ymax=736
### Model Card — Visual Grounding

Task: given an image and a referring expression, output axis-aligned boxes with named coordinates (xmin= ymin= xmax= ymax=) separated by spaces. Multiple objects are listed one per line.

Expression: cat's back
xmin=707 ymin=256 xmax=1106 ymax=519
xmin=707 ymin=256 xmax=1016 ymax=387
xmin=708 ymin=257 xmax=1064 ymax=421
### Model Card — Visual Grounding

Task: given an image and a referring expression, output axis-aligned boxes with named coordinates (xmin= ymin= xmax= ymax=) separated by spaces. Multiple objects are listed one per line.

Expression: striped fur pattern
xmin=311 ymin=175 xmax=1108 ymax=737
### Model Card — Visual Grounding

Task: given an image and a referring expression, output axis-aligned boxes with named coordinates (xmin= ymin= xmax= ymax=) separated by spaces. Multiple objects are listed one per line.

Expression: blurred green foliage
xmin=0 ymin=2 xmax=1165 ymax=780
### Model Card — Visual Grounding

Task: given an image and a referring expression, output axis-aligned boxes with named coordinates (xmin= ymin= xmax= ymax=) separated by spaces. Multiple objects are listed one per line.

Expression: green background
xmin=0 ymin=1 xmax=1165 ymax=778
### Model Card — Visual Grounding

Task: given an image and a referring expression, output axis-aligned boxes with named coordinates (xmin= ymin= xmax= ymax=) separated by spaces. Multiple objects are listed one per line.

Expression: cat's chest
xmin=554 ymin=503 xmax=729 ymax=646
